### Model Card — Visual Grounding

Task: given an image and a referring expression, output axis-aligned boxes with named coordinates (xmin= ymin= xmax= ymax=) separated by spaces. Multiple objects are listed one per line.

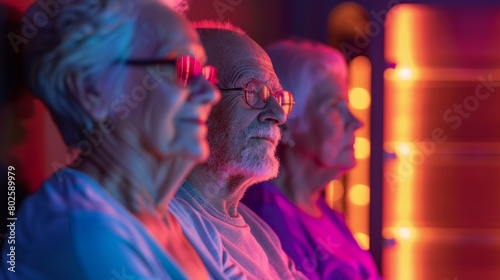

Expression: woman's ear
xmin=66 ymin=72 xmax=110 ymax=121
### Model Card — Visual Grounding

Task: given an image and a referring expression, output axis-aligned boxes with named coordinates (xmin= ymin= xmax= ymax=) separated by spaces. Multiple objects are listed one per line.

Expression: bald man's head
xmin=187 ymin=21 xmax=286 ymax=184
xmin=193 ymin=21 xmax=280 ymax=92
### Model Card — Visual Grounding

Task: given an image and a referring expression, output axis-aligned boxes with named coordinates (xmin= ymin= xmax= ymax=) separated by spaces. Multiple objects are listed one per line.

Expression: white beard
xmin=237 ymin=138 xmax=279 ymax=180
xmin=206 ymin=118 xmax=280 ymax=183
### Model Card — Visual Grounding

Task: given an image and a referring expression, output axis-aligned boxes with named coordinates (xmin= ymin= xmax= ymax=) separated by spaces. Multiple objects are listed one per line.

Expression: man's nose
xmin=257 ymin=96 xmax=286 ymax=125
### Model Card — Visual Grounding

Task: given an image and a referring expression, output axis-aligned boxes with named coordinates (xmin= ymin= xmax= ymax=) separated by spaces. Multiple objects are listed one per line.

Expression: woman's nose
xmin=188 ymin=75 xmax=221 ymax=106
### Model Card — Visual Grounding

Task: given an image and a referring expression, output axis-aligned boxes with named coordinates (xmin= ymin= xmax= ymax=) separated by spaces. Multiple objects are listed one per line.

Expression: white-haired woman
xmin=243 ymin=39 xmax=381 ymax=280
xmin=0 ymin=0 xmax=221 ymax=279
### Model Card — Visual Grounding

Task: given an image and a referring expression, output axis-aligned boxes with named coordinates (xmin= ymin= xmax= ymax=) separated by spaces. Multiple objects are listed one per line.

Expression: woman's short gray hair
xmin=24 ymin=0 xmax=139 ymax=147
xmin=266 ymin=38 xmax=347 ymax=120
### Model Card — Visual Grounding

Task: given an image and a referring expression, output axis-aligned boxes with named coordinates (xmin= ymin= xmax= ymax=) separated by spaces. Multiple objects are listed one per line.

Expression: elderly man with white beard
xmin=170 ymin=21 xmax=305 ymax=279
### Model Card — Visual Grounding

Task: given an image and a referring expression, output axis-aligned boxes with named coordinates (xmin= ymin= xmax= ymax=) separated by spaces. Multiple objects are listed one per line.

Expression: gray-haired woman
xmin=1 ymin=0 xmax=220 ymax=279
xmin=243 ymin=39 xmax=380 ymax=280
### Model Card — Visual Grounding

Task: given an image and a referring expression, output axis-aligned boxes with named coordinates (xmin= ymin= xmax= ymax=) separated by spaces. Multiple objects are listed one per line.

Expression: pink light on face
xmin=159 ymin=0 xmax=189 ymax=15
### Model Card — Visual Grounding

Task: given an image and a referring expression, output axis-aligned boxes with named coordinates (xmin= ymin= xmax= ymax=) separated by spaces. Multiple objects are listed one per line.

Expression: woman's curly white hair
xmin=24 ymin=0 xmax=140 ymax=147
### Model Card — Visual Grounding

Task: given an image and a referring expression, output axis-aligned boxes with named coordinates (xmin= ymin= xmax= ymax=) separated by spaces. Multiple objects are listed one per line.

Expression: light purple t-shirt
xmin=242 ymin=181 xmax=381 ymax=280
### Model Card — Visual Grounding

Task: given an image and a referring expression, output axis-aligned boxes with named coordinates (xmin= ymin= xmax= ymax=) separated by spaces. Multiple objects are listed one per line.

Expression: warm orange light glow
xmin=331 ymin=180 xmax=344 ymax=201
xmin=384 ymin=68 xmax=394 ymax=80
xmin=349 ymin=87 xmax=371 ymax=110
xmin=385 ymin=5 xmax=419 ymax=280
xmin=396 ymin=67 xmax=414 ymax=81
xmin=354 ymin=137 xmax=370 ymax=159
xmin=397 ymin=226 xmax=413 ymax=240
xmin=394 ymin=226 xmax=416 ymax=280
xmin=385 ymin=5 xmax=417 ymax=69
xmin=325 ymin=180 xmax=345 ymax=208
xmin=332 ymin=9 xmax=372 ymax=264
xmin=382 ymin=227 xmax=419 ymax=242
xmin=349 ymin=56 xmax=372 ymax=90
xmin=392 ymin=116 xmax=414 ymax=140
xmin=382 ymin=227 xmax=394 ymax=239
xmin=397 ymin=142 xmax=411 ymax=157
xmin=345 ymin=50 xmax=371 ymax=250
xmin=354 ymin=232 xmax=370 ymax=250
xmin=385 ymin=66 xmax=416 ymax=81
xmin=349 ymin=184 xmax=370 ymax=206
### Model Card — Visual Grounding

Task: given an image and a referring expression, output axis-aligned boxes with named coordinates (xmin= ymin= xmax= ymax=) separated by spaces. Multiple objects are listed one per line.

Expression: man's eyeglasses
xmin=219 ymin=80 xmax=294 ymax=115
xmin=125 ymin=55 xmax=218 ymax=87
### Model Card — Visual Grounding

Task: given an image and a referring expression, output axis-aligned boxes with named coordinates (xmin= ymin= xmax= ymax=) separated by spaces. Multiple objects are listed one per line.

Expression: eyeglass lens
xmin=175 ymin=55 xmax=218 ymax=86
xmin=245 ymin=81 xmax=293 ymax=114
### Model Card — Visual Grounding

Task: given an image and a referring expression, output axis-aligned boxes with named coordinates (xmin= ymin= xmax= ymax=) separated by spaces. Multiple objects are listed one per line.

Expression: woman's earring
xmin=288 ymin=139 xmax=295 ymax=148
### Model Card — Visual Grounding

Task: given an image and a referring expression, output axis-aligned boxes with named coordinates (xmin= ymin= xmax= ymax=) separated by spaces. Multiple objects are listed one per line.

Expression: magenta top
xmin=242 ymin=181 xmax=381 ymax=280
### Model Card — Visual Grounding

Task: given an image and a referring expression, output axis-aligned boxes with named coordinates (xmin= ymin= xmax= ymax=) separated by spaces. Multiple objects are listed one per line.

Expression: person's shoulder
xmin=237 ymin=203 xmax=288 ymax=239
xmin=5 ymin=205 xmax=93 ymax=280
xmin=170 ymin=199 xmax=247 ymax=279
xmin=169 ymin=197 xmax=226 ymax=251
xmin=173 ymin=180 xmax=210 ymax=212
xmin=242 ymin=181 xmax=288 ymax=207
xmin=169 ymin=198 xmax=216 ymax=238
xmin=318 ymin=199 xmax=346 ymax=223
xmin=15 ymin=168 xmax=130 ymax=250
xmin=29 ymin=168 xmax=119 ymax=214
xmin=15 ymin=168 xmax=129 ymax=242
xmin=239 ymin=192 xmax=307 ymax=253
xmin=20 ymin=200 xmax=144 ymax=261
xmin=12 ymin=169 xmax=170 ymax=278
xmin=239 ymin=202 xmax=307 ymax=279
xmin=69 ymin=209 xmax=180 ymax=279
xmin=241 ymin=182 xmax=298 ymax=225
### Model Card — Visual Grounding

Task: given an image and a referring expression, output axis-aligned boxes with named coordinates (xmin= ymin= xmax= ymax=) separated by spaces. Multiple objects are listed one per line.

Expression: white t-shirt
xmin=173 ymin=180 xmax=307 ymax=280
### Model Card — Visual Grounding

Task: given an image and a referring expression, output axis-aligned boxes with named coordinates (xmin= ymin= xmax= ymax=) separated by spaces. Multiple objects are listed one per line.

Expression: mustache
xmin=244 ymin=123 xmax=281 ymax=143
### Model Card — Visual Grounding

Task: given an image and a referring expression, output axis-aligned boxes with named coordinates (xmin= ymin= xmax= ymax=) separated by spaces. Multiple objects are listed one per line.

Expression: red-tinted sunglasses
xmin=125 ymin=55 xmax=218 ymax=86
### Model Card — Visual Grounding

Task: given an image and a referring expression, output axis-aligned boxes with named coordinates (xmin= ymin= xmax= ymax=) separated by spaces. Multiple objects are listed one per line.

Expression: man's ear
xmin=66 ymin=72 xmax=109 ymax=121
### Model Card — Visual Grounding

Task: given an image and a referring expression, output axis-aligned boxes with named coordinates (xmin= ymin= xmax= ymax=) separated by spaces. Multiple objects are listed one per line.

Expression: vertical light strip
xmin=385 ymin=5 xmax=418 ymax=280
xmin=346 ymin=55 xmax=372 ymax=250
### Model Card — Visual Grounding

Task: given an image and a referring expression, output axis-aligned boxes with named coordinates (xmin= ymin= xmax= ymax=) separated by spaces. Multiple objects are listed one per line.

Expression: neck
xmin=74 ymin=130 xmax=194 ymax=216
xmin=186 ymin=164 xmax=259 ymax=217
xmin=273 ymin=148 xmax=342 ymax=217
